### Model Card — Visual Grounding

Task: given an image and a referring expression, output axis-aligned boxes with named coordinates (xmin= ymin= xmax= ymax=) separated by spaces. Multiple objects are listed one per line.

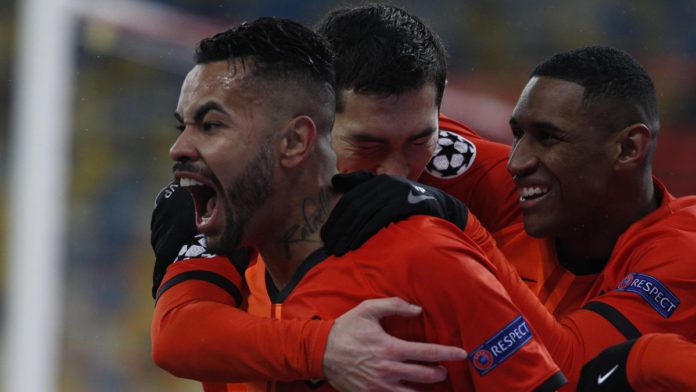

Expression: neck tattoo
xmin=280 ymin=188 xmax=331 ymax=259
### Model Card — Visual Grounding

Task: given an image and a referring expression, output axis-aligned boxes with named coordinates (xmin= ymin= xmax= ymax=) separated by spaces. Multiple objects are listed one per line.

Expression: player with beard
xmin=151 ymin=5 xmax=533 ymax=391
xmin=150 ymin=5 xmax=696 ymax=390
xmin=152 ymin=16 xmax=565 ymax=392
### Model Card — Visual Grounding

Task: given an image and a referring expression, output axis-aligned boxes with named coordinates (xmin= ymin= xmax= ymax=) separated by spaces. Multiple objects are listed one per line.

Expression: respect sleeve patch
xmin=469 ymin=315 xmax=532 ymax=376
xmin=616 ymin=272 xmax=679 ymax=318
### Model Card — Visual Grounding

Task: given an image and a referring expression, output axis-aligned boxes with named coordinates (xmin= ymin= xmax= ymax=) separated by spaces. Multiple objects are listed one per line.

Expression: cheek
xmin=555 ymin=159 xmax=611 ymax=208
xmin=334 ymin=147 xmax=369 ymax=173
xmin=334 ymin=155 xmax=354 ymax=173
xmin=332 ymin=144 xmax=352 ymax=172
xmin=408 ymin=145 xmax=437 ymax=179
xmin=556 ymin=149 xmax=608 ymax=181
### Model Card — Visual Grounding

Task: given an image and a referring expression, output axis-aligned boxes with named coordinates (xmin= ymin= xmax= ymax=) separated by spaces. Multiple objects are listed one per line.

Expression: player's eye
xmin=202 ymin=122 xmax=222 ymax=132
xmin=536 ymin=131 xmax=560 ymax=145
xmin=537 ymin=131 xmax=551 ymax=140
xmin=352 ymin=141 xmax=384 ymax=151
xmin=511 ymin=127 xmax=523 ymax=140
xmin=176 ymin=123 xmax=185 ymax=132
xmin=411 ymin=135 xmax=434 ymax=147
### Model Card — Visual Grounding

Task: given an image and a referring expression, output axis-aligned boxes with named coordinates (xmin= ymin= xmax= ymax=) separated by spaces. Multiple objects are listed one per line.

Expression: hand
xmin=323 ymin=297 xmax=468 ymax=391
xmin=150 ymin=180 xmax=247 ymax=298
xmin=321 ymin=172 xmax=469 ymax=256
xmin=577 ymin=338 xmax=635 ymax=392
xmin=150 ymin=181 xmax=201 ymax=298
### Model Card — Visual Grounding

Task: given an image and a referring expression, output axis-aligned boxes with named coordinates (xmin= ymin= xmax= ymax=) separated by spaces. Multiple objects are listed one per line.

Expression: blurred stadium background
xmin=0 ymin=0 xmax=694 ymax=391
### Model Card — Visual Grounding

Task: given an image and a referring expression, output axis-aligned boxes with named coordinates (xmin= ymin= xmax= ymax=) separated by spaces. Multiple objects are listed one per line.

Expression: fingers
xmin=356 ymin=363 xmax=448 ymax=391
xmin=387 ymin=337 xmax=468 ymax=362
xmin=346 ymin=298 xmax=468 ymax=363
xmin=325 ymin=297 xmax=467 ymax=391
xmin=356 ymin=297 xmax=423 ymax=320
xmin=386 ymin=362 xmax=448 ymax=384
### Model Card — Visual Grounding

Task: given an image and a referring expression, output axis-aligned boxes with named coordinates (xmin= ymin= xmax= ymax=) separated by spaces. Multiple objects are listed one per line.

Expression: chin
xmin=204 ymin=235 xmax=223 ymax=254
xmin=522 ymin=218 xmax=552 ymax=238
xmin=209 ymin=228 xmax=246 ymax=255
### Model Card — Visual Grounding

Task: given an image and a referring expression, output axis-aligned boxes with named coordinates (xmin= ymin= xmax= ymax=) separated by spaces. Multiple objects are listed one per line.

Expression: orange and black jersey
xmin=151 ymin=208 xmax=541 ymax=391
xmin=244 ymin=215 xmax=564 ymax=392
xmin=489 ymin=179 xmax=696 ymax=390
xmin=151 ymin=252 xmax=332 ymax=386
xmin=579 ymin=333 xmax=696 ymax=391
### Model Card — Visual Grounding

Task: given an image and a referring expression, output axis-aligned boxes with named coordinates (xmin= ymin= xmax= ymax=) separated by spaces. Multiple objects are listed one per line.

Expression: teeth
xmin=180 ymin=178 xmax=204 ymax=187
xmin=520 ymin=186 xmax=549 ymax=201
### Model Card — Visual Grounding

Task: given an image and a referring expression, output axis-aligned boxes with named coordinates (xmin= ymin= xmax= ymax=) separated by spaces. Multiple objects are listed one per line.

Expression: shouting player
xmin=152 ymin=5 xmax=529 ymax=391
xmin=154 ymin=16 xmax=565 ymax=392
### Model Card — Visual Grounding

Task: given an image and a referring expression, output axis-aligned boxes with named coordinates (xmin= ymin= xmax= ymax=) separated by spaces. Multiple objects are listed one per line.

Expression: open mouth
xmin=519 ymin=186 xmax=550 ymax=202
xmin=180 ymin=177 xmax=219 ymax=229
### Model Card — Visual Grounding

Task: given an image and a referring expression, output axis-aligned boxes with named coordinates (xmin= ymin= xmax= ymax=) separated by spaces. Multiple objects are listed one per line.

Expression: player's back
xmin=245 ymin=215 xmax=565 ymax=391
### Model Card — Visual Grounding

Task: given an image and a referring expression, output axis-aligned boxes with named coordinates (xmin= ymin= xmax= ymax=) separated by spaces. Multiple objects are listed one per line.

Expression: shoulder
xmin=370 ymin=215 xmax=471 ymax=248
xmin=422 ymin=114 xmax=510 ymax=182
xmin=607 ymin=198 xmax=696 ymax=306
xmin=665 ymin=195 xmax=696 ymax=230
xmin=354 ymin=215 xmax=493 ymax=275
xmin=618 ymin=197 xmax=696 ymax=266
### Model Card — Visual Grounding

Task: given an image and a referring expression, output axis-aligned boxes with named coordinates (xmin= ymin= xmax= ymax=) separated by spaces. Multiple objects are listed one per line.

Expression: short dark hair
xmin=532 ymin=45 xmax=659 ymax=133
xmin=195 ymin=17 xmax=336 ymax=133
xmin=316 ymin=4 xmax=447 ymax=111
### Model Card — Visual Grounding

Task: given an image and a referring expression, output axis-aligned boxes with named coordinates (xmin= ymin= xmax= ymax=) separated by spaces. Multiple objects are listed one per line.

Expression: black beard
xmin=207 ymin=136 xmax=275 ymax=254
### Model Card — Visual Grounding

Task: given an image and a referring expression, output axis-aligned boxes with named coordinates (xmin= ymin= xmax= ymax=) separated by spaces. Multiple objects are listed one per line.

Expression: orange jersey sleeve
xmin=487 ymin=184 xmax=696 ymax=390
xmin=486 ymin=246 xmax=631 ymax=390
xmin=151 ymin=256 xmax=332 ymax=383
xmin=418 ymin=114 xmax=521 ymax=234
xmin=627 ymin=333 xmax=696 ymax=391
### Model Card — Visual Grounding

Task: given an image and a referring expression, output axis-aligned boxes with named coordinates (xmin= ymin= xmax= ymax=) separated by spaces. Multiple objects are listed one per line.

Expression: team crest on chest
xmin=426 ymin=130 xmax=476 ymax=178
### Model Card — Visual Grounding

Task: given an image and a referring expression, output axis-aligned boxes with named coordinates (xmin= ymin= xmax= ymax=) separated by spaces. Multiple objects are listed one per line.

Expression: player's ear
xmin=278 ymin=114 xmax=317 ymax=168
xmin=613 ymin=122 xmax=652 ymax=171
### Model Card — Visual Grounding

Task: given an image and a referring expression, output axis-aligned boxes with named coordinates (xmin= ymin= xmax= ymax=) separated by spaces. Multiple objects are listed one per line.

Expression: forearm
xmin=152 ymin=285 xmax=332 ymax=382
xmin=151 ymin=256 xmax=333 ymax=383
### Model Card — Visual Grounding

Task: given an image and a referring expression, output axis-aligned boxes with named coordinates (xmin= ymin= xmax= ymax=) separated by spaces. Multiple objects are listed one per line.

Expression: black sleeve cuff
xmin=533 ymin=371 xmax=567 ymax=392
xmin=155 ymin=270 xmax=243 ymax=307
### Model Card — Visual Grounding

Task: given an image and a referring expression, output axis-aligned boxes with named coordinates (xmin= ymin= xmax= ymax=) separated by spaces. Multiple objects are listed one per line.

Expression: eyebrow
xmin=174 ymin=101 xmax=228 ymax=124
xmin=348 ymin=132 xmax=387 ymax=143
xmin=510 ymin=118 xmax=566 ymax=135
xmin=348 ymin=127 xmax=437 ymax=143
xmin=408 ymin=127 xmax=437 ymax=141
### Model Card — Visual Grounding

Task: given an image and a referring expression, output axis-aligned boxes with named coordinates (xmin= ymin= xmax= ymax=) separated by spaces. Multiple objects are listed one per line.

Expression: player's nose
xmin=507 ymin=139 xmax=537 ymax=179
xmin=170 ymin=131 xmax=199 ymax=163
xmin=376 ymin=153 xmax=410 ymax=179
